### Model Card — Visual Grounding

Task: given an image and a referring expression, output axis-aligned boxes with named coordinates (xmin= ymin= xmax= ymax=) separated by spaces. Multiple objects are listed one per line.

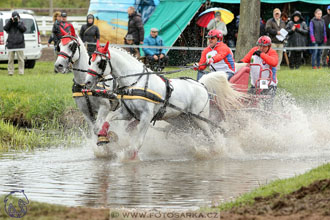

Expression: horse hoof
xmin=97 ymin=136 xmax=110 ymax=146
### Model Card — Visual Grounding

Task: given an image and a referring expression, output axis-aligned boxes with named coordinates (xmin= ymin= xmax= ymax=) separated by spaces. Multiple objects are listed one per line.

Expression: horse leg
xmin=97 ymin=107 xmax=132 ymax=145
xmin=75 ymin=98 xmax=95 ymax=136
xmin=93 ymin=104 xmax=110 ymax=136
xmin=125 ymin=113 xmax=152 ymax=160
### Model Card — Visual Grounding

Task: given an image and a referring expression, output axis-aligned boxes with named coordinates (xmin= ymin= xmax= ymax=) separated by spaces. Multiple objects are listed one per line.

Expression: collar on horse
xmin=57 ymin=35 xmax=81 ymax=64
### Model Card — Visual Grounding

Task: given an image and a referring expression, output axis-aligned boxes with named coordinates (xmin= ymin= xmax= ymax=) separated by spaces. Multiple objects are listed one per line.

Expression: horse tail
xmin=199 ymin=71 xmax=244 ymax=114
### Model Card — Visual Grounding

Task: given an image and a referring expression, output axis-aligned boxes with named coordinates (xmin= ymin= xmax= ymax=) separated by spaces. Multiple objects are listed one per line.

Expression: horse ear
xmin=70 ymin=25 xmax=76 ymax=37
xmin=60 ymin=26 xmax=68 ymax=36
xmin=96 ymin=40 xmax=100 ymax=49
xmin=104 ymin=41 xmax=109 ymax=51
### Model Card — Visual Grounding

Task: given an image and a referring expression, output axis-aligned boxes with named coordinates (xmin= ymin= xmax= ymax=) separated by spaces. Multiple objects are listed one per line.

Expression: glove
xmin=253 ymin=50 xmax=261 ymax=57
xmin=207 ymin=58 xmax=214 ymax=65
xmin=193 ymin=63 xmax=199 ymax=70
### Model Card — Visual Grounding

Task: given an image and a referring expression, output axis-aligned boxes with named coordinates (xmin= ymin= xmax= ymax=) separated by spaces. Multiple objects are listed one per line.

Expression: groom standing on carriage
xmin=194 ymin=29 xmax=235 ymax=80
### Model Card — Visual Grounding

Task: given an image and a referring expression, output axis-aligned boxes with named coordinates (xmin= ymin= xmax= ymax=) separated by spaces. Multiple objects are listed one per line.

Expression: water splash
xmin=90 ymin=89 xmax=330 ymax=161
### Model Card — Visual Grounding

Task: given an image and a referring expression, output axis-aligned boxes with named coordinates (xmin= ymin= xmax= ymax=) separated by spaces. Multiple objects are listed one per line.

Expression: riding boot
xmin=97 ymin=122 xmax=110 ymax=145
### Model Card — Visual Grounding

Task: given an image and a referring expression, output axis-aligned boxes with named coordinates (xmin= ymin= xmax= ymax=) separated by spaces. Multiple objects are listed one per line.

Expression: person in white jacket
xmin=207 ymin=12 xmax=227 ymax=36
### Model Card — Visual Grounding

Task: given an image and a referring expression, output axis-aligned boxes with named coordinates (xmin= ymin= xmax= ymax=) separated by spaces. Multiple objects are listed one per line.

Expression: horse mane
xmin=109 ymin=46 xmax=145 ymax=67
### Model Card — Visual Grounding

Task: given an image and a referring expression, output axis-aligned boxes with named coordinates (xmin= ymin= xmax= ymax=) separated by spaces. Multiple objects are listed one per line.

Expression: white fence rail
xmin=35 ymin=16 xmax=86 ymax=35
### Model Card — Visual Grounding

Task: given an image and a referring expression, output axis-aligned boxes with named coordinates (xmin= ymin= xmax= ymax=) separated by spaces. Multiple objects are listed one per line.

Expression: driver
xmin=194 ymin=29 xmax=235 ymax=80
xmin=238 ymin=36 xmax=278 ymax=94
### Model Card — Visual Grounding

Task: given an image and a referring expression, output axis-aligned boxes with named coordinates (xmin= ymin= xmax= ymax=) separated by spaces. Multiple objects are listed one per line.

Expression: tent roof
xmin=143 ymin=0 xmax=203 ymax=53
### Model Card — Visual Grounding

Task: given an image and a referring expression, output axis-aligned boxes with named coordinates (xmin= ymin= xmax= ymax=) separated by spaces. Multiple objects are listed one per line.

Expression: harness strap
xmin=83 ymin=90 xmax=95 ymax=122
xmin=72 ymin=80 xmax=95 ymax=122
xmin=150 ymin=75 xmax=174 ymax=124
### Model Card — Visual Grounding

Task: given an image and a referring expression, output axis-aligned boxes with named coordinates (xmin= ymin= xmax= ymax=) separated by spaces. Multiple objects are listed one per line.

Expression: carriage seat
xmin=229 ymin=63 xmax=250 ymax=93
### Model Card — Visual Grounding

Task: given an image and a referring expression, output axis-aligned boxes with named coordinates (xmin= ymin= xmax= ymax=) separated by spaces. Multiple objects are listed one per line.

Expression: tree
xmin=235 ymin=0 xmax=260 ymax=61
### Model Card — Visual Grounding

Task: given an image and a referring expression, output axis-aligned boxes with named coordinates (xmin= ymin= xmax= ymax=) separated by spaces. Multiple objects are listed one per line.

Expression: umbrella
xmin=196 ymin=7 xmax=234 ymax=28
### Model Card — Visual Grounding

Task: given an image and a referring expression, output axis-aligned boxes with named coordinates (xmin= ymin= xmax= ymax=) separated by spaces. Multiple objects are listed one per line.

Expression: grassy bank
xmin=0 ymin=62 xmax=81 ymax=151
xmin=215 ymin=163 xmax=330 ymax=211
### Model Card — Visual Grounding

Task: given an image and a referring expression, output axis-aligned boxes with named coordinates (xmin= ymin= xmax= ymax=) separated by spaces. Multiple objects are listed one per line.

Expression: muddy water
xmin=1 ymin=146 xmax=329 ymax=209
xmin=1 ymin=97 xmax=330 ymax=209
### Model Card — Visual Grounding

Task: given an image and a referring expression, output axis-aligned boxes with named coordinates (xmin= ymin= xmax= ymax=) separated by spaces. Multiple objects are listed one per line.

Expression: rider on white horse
xmin=194 ymin=29 xmax=235 ymax=81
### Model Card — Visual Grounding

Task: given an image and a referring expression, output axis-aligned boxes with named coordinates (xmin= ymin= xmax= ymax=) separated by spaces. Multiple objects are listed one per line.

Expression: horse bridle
xmin=57 ymin=35 xmax=81 ymax=64
xmin=87 ymin=51 xmax=116 ymax=89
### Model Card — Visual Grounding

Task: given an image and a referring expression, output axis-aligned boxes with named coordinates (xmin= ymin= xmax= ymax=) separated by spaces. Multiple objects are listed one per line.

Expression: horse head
xmin=85 ymin=40 xmax=112 ymax=89
xmin=54 ymin=26 xmax=81 ymax=73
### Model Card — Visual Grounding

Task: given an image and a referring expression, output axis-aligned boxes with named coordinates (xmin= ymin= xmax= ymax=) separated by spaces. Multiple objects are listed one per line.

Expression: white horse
xmin=54 ymin=27 xmax=116 ymax=135
xmin=84 ymin=43 xmax=243 ymax=159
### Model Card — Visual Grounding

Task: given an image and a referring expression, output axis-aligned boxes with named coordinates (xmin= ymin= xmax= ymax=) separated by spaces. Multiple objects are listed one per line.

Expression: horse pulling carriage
xmin=54 ymin=28 xmax=278 ymax=160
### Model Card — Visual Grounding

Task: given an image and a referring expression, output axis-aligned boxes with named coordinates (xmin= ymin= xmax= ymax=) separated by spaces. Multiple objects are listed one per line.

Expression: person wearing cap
xmin=237 ymin=36 xmax=278 ymax=96
xmin=286 ymin=11 xmax=308 ymax=69
xmin=126 ymin=6 xmax=144 ymax=45
xmin=124 ymin=34 xmax=140 ymax=58
xmin=309 ymin=8 xmax=327 ymax=69
xmin=4 ymin=11 xmax=26 ymax=75
xmin=321 ymin=5 xmax=330 ymax=67
xmin=80 ymin=14 xmax=100 ymax=56
xmin=143 ymin=28 xmax=168 ymax=71
xmin=206 ymin=11 xmax=227 ymax=36
xmin=194 ymin=29 xmax=235 ymax=80
xmin=265 ymin=8 xmax=286 ymax=70
xmin=48 ymin=11 xmax=61 ymax=48
xmin=59 ymin=12 xmax=74 ymax=35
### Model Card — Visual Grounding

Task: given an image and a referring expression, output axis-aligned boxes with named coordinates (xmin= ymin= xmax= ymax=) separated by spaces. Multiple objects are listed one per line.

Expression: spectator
xmin=225 ymin=20 xmax=237 ymax=48
xmin=266 ymin=8 xmax=286 ymax=70
xmin=281 ymin=12 xmax=289 ymax=24
xmin=48 ymin=11 xmax=61 ymax=48
xmin=4 ymin=11 xmax=26 ymax=76
xmin=194 ymin=29 xmax=235 ymax=80
xmin=321 ymin=5 xmax=330 ymax=67
xmin=310 ymin=8 xmax=327 ymax=69
xmin=207 ymin=12 xmax=227 ymax=36
xmin=286 ymin=11 xmax=308 ymax=69
xmin=126 ymin=6 xmax=144 ymax=45
xmin=59 ymin=12 xmax=74 ymax=34
xmin=124 ymin=34 xmax=140 ymax=58
xmin=80 ymin=14 xmax=100 ymax=56
xmin=50 ymin=11 xmax=74 ymax=47
xmin=260 ymin=18 xmax=266 ymax=36
xmin=143 ymin=28 xmax=168 ymax=71
xmin=237 ymin=36 xmax=278 ymax=95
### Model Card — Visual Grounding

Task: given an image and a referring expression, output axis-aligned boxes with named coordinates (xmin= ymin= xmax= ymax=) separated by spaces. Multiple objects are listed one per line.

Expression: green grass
xmin=0 ymin=62 xmax=75 ymax=127
xmin=0 ymin=62 xmax=82 ymax=151
xmin=0 ymin=119 xmax=49 ymax=152
xmin=277 ymin=66 xmax=330 ymax=105
xmin=213 ymin=163 xmax=330 ymax=211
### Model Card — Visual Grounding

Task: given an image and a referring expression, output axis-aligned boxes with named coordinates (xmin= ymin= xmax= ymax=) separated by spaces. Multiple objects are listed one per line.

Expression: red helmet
xmin=257 ymin=36 xmax=272 ymax=46
xmin=206 ymin=29 xmax=223 ymax=41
